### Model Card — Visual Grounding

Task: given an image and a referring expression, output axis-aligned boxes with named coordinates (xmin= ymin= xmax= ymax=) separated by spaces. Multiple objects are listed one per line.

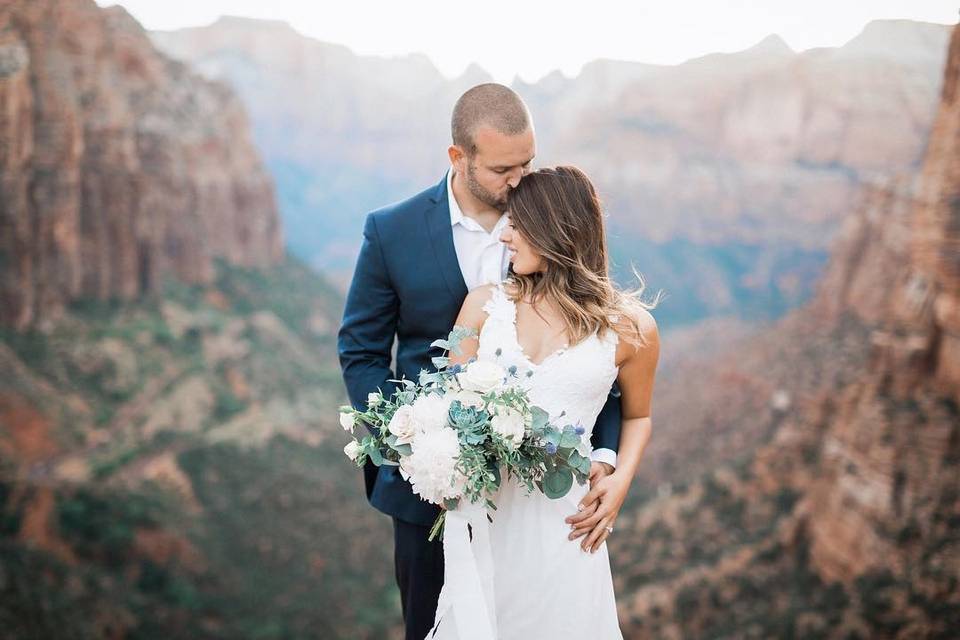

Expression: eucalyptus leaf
xmin=489 ymin=463 xmax=501 ymax=488
xmin=544 ymin=429 xmax=562 ymax=447
xmin=543 ymin=467 xmax=573 ymax=498
xmin=579 ymin=456 xmax=592 ymax=475
xmin=559 ymin=430 xmax=580 ymax=449
xmin=447 ymin=326 xmax=477 ymax=355
xmin=531 ymin=406 xmax=549 ymax=431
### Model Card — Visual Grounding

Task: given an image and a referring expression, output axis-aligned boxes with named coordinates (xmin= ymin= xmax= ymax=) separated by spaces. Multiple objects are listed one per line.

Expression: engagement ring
xmin=605 ymin=526 xmax=613 ymax=533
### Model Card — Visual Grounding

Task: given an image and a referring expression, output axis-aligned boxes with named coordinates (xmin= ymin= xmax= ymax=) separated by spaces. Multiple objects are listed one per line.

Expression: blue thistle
xmin=545 ymin=442 xmax=558 ymax=455
xmin=450 ymin=364 xmax=462 ymax=374
xmin=574 ymin=424 xmax=585 ymax=436
xmin=508 ymin=365 xmax=518 ymax=377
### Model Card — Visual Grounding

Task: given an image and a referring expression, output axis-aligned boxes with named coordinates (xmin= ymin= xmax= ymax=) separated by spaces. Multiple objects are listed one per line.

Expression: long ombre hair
xmin=505 ymin=166 xmax=663 ymax=348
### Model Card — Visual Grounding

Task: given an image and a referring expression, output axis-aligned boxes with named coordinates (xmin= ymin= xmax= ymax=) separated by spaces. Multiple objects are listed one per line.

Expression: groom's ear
xmin=448 ymin=144 xmax=467 ymax=169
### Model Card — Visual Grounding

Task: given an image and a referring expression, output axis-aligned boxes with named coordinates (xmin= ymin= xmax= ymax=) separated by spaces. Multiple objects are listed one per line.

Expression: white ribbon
xmin=426 ymin=501 xmax=497 ymax=640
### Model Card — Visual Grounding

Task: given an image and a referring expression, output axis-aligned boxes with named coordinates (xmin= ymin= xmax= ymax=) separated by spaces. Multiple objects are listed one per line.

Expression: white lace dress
xmin=429 ymin=281 xmax=624 ymax=640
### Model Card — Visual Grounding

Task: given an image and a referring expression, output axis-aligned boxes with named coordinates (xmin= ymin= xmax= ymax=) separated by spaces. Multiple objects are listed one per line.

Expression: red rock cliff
xmin=0 ymin=0 xmax=284 ymax=330
xmin=801 ymin=21 xmax=960 ymax=585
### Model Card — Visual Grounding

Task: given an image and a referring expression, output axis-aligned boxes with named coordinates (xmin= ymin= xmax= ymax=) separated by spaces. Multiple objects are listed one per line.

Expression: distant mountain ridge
xmin=151 ymin=17 xmax=951 ymax=328
xmin=611 ymin=21 xmax=960 ymax=636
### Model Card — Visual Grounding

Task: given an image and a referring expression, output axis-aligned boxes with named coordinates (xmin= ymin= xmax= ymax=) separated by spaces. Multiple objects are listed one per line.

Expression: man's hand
xmin=590 ymin=461 xmax=615 ymax=484
xmin=564 ymin=468 xmax=632 ymax=553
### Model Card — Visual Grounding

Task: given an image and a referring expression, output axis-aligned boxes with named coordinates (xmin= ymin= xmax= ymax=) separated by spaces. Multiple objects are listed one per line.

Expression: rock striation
xmin=0 ymin=0 xmax=284 ymax=330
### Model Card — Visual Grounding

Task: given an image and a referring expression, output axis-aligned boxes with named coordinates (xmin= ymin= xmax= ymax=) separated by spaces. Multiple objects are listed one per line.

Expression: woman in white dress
xmin=435 ymin=165 xmax=661 ymax=639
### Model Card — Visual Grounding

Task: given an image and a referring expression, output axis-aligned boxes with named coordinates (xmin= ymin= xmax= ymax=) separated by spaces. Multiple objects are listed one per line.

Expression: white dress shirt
xmin=447 ymin=168 xmax=512 ymax=291
xmin=446 ymin=169 xmax=618 ymax=469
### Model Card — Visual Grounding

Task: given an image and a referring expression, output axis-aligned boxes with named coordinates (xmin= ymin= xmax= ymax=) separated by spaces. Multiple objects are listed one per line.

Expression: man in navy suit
xmin=338 ymin=83 xmax=622 ymax=640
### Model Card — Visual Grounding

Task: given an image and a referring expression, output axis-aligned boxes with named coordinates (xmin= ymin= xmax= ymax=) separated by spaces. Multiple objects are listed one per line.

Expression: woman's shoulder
xmin=459 ymin=282 xmax=512 ymax=323
xmin=462 ymin=282 xmax=499 ymax=309
xmin=613 ymin=306 xmax=659 ymax=357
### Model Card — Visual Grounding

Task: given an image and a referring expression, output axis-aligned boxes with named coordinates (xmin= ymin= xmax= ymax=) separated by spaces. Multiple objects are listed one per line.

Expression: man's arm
xmin=590 ymin=381 xmax=622 ymax=469
xmin=338 ymin=213 xmax=400 ymax=431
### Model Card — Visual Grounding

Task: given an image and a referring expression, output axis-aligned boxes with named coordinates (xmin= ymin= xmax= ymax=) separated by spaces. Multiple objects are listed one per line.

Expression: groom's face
xmin=461 ymin=126 xmax=536 ymax=209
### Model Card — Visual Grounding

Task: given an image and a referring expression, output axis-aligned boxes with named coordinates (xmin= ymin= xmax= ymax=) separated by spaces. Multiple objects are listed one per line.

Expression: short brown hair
xmin=451 ymin=83 xmax=531 ymax=155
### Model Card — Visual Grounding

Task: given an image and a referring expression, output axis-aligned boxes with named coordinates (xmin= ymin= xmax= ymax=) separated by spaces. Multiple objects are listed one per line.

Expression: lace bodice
xmin=429 ymin=282 xmax=626 ymax=640
xmin=476 ymin=282 xmax=620 ymax=442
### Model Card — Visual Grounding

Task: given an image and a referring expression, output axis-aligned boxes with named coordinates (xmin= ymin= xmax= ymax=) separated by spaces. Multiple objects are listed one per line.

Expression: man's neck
xmin=451 ymin=169 xmax=503 ymax=234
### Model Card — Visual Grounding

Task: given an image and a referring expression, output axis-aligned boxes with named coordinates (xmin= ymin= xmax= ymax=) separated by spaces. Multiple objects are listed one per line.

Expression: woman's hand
xmin=564 ymin=470 xmax=633 ymax=553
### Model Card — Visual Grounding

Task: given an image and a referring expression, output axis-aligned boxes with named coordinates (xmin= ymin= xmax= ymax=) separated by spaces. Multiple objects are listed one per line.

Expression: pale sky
xmin=98 ymin=0 xmax=955 ymax=83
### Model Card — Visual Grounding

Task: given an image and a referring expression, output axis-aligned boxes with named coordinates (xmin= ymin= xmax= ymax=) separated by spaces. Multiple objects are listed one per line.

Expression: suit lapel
xmin=425 ymin=171 xmax=469 ymax=302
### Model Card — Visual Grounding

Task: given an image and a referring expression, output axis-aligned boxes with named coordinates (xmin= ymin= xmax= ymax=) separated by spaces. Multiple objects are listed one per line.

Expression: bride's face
xmin=501 ymin=217 xmax=546 ymax=275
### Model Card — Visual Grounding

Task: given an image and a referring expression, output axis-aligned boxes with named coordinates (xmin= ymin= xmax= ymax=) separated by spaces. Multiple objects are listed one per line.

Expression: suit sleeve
xmin=590 ymin=380 xmax=622 ymax=466
xmin=338 ymin=213 xmax=401 ymax=433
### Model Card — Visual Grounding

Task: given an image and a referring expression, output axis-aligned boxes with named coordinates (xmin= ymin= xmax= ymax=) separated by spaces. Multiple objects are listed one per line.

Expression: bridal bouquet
xmin=339 ymin=327 xmax=593 ymax=540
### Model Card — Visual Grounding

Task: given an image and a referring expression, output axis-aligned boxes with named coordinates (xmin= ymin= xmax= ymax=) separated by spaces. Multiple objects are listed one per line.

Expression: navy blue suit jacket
xmin=337 ymin=173 xmax=623 ymax=526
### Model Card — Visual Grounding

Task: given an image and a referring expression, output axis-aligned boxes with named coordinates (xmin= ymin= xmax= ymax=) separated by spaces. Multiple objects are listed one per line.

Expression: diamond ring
xmin=605 ymin=526 xmax=613 ymax=533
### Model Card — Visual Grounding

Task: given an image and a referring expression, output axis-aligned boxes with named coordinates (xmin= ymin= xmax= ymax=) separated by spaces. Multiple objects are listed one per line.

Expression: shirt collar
xmin=447 ymin=168 xmax=466 ymax=228
xmin=447 ymin=168 xmax=510 ymax=234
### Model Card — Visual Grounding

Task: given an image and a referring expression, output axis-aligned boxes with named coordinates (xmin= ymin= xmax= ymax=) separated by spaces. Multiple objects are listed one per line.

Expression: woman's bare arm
xmin=446 ymin=284 xmax=496 ymax=367
xmin=565 ymin=309 xmax=660 ymax=552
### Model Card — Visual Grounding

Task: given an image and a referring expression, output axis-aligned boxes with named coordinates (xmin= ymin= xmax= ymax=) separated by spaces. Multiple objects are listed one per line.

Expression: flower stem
xmin=427 ymin=511 xmax=446 ymax=542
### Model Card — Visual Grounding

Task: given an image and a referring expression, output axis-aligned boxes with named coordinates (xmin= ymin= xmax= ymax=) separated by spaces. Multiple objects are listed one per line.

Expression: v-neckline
xmin=503 ymin=286 xmax=571 ymax=368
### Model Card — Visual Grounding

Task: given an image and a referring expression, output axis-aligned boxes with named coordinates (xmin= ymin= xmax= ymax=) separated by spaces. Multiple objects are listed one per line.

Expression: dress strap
xmin=601 ymin=313 xmax=621 ymax=351
xmin=481 ymin=281 xmax=515 ymax=323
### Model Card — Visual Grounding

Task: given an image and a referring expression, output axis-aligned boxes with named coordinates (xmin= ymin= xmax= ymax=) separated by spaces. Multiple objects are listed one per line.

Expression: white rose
xmin=450 ymin=389 xmax=485 ymax=410
xmin=491 ymin=407 xmax=526 ymax=448
xmin=411 ymin=393 xmax=452 ymax=433
xmin=344 ymin=440 xmax=361 ymax=461
xmin=457 ymin=360 xmax=506 ymax=394
xmin=367 ymin=392 xmax=381 ymax=407
xmin=339 ymin=411 xmax=355 ymax=432
xmin=387 ymin=405 xmax=417 ymax=445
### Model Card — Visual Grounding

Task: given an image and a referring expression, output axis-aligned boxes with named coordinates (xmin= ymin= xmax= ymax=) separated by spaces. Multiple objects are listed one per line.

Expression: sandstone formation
xmin=0 ymin=0 xmax=284 ymax=330
xmin=800 ymin=19 xmax=960 ymax=585
xmin=614 ymin=22 xmax=959 ymax=637
xmin=555 ymin=21 xmax=951 ymax=248
xmin=152 ymin=18 xmax=949 ymax=269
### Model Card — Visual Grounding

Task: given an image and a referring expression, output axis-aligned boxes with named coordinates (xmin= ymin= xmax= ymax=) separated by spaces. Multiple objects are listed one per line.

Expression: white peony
xmin=344 ymin=440 xmax=362 ymax=461
xmin=450 ymin=389 xmax=485 ymax=410
xmin=339 ymin=411 xmax=355 ymax=432
xmin=387 ymin=404 xmax=417 ymax=445
xmin=457 ymin=360 xmax=506 ymax=394
xmin=399 ymin=427 xmax=467 ymax=504
xmin=491 ymin=407 xmax=526 ymax=448
xmin=411 ymin=393 xmax=453 ymax=433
